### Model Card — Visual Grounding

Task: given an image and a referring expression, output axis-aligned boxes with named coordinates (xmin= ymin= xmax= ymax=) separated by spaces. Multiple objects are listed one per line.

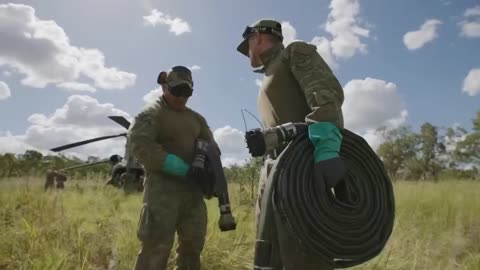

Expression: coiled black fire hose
xmin=272 ymin=128 xmax=395 ymax=268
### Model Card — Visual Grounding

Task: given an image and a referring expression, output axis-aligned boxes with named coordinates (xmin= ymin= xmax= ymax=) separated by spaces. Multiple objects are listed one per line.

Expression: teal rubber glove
xmin=308 ymin=122 xmax=342 ymax=162
xmin=162 ymin=154 xmax=190 ymax=177
xmin=309 ymin=122 xmax=345 ymax=188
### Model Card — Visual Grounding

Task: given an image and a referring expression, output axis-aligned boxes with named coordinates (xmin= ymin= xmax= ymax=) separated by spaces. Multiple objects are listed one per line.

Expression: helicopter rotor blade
xmin=50 ymin=133 xmax=127 ymax=152
xmin=108 ymin=116 xmax=131 ymax=130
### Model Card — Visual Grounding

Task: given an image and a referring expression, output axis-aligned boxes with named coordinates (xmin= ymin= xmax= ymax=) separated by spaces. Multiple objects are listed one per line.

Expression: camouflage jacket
xmin=256 ymin=41 xmax=344 ymax=128
xmin=127 ymin=96 xmax=214 ymax=178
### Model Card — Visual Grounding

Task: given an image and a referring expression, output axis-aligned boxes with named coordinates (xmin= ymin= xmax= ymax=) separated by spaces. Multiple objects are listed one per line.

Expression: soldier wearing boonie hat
xmin=237 ymin=19 xmax=345 ymax=270
xmin=236 ymin=19 xmax=284 ymax=57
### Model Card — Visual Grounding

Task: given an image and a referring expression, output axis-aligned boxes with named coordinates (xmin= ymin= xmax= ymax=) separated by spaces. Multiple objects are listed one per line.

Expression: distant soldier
xmin=44 ymin=170 xmax=56 ymax=191
xmin=105 ymin=154 xmax=123 ymax=187
xmin=55 ymin=171 xmax=67 ymax=189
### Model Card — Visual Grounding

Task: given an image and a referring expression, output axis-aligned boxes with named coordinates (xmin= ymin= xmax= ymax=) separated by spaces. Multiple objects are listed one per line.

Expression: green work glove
xmin=162 ymin=154 xmax=190 ymax=177
xmin=308 ymin=122 xmax=342 ymax=162
xmin=309 ymin=122 xmax=345 ymax=188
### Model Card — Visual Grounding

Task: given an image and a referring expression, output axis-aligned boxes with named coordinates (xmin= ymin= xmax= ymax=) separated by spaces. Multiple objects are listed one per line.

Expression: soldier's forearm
xmin=130 ymin=140 xmax=168 ymax=172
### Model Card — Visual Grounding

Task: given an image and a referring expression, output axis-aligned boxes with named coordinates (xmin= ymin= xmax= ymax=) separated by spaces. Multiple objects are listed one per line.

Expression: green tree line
xmin=376 ymin=110 xmax=480 ymax=180
xmin=0 ymin=151 xmax=111 ymax=179
xmin=1 ymin=110 xmax=478 ymax=181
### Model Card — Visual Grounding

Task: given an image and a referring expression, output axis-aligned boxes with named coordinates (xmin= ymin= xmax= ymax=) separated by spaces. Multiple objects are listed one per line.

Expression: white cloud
xmin=343 ymin=77 xmax=408 ymax=132
xmin=57 ymin=82 xmax=96 ymax=92
xmin=213 ymin=126 xmax=249 ymax=167
xmin=143 ymin=87 xmax=162 ymax=106
xmin=189 ymin=65 xmax=201 ymax=71
xmin=403 ymin=19 xmax=442 ymax=50
xmin=0 ymin=81 xmax=11 ymax=100
xmin=465 ymin=6 xmax=480 ymax=17
xmin=78 ymin=49 xmax=136 ymax=89
xmin=284 ymin=0 xmax=369 ymax=68
xmin=3 ymin=70 xmax=11 ymax=76
xmin=459 ymin=6 xmax=480 ymax=38
xmin=28 ymin=95 xmax=130 ymax=127
xmin=325 ymin=0 xmax=370 ymax=59
xmin=362 ymin=129 xmax=386 ymax=151
xmin=342 ymin=77 xmax=408 ymax=150
xmin=462 ymin=68 xmax=480 ymax=96
xmin=0 ymin=95 xmax=131 ymax=159
xmin=0 ymin=131 xmax=37 ymax=154
xmin=460 ymin=21 xmax=480 ymax=37
xmin=143 ymin=9 xmax=191 ymax=35
xmin=255 ymin=79 xmax=262 ymax=87
xmin=281 ymin=21 xmax=298 ymax=46
xmin=0 ymin=4 xmax=136 ymax=91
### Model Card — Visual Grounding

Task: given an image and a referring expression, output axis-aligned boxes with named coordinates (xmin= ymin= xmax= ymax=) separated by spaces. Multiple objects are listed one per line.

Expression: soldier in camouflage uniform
xmin=44 ymin=170 xmax=55 ymax=191
xmin=105 ymin=154 xmax=123 ymax=187
xmin=128 ymin=66 xmax=215 ymax=270
xmin=55 ymin=171 xmax=67 ymax=189
xmin=45 ymin=170 xmax=68 ymax=191
xmin=236 ymin=19 xmax=345 ymax=269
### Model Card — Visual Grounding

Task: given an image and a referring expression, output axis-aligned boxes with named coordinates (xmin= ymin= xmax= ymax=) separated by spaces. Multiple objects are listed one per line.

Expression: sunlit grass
xmin=1 ymin=178 xmax=479 ymax=270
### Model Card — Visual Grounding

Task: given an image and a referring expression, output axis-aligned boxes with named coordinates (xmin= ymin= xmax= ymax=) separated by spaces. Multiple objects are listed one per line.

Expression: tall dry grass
xmin=0 ymin=177 xmax=479 ymax=270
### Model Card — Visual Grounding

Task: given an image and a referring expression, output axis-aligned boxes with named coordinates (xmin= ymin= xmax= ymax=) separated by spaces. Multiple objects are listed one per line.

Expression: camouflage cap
xmin=236 ymin=19 xmax=283 ymax=57
xmin=158 ymin=66 xmax=194 ymax=88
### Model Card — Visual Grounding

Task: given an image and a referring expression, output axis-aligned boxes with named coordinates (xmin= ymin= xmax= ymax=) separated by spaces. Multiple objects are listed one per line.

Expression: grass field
xmin=1 ymin=177 xmax=479 ymax=270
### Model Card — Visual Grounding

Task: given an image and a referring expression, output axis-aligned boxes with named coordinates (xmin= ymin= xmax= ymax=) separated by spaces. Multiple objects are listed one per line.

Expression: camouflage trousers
xmin=256 ymin=158 xmax=333 ymax=270
xmin=134 ymin=175 xmax=207 ymax=270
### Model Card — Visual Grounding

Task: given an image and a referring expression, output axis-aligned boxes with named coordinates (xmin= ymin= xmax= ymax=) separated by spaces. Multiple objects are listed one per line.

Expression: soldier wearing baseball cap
xmin=129 ymin=65 xmax=217 ymax=270
xmin=157 ymin=65 xmax=194 ymax=102
xmin=160 ymin=65 xmax=194 ymax=88
xmin=237 ymin=19 xmax=345 ymax=270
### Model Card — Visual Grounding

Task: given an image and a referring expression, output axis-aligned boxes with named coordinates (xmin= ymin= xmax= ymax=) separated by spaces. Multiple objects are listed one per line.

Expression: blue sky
xmin=0 ymin=0 xmax=479 ymax=164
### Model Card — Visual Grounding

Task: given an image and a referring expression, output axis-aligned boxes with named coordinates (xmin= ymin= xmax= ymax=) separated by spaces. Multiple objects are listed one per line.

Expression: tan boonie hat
xmin=236 ymin=19 xmax=283 ymax=57
xmin=157 ymin=66 xmax=193 ymax=88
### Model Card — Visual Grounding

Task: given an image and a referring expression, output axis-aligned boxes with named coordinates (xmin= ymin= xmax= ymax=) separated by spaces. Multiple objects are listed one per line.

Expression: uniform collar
xmin=159 ymin=95 xmax=188 ymax=112
xmin=158 ymin=95 xmax=174 ymax=111
xmin=253 ymin=43 xmax=284 ymax=74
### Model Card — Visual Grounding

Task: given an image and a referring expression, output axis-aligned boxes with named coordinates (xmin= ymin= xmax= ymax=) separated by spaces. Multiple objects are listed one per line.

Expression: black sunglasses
xmin=168 ymin=84 xmax=193 ymax=98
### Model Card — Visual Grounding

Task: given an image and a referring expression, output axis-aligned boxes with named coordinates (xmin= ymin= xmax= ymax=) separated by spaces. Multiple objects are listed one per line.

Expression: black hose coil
xmin=272 ymin=128 xmax=395 ymax=268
